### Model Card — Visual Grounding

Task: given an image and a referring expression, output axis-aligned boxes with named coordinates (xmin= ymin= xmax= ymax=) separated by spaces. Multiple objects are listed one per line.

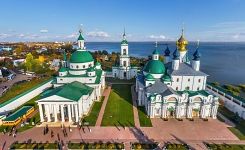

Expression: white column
xmin=71 ymin=104 xmax=75 ymax=117
xmin=187 ymin=105 xmax=192 ymax=118
xmin=75 ymin=104 xmax=79 ymax=122
xmin=61 ymin=105 xmax=65 ymax=122
xmin=38 ymin=104 xmax=44 ymax=122
xmin=54 ymin=104 xmax=58 ymax=122
xmin=68 ymin=104 xmax=72 ymax=122
xmin=46 ymin=104 xmax=51 ymax=122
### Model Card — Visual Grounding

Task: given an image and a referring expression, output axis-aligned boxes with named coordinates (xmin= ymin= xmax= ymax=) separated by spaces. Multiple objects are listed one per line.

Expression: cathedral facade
xmin=37 ymin=30 xmax=105 ymax=123
xmin=136 ymin=29 xmax=219 ymax=119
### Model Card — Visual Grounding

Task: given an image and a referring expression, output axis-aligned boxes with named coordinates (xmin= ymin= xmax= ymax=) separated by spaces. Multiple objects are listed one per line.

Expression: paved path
xmin=95 ymin=86 xmax=111 ymax=126
xmin=131 ymin=85 xmax=140 ymax=128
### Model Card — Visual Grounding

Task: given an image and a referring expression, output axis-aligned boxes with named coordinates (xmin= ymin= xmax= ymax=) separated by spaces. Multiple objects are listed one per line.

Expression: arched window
xmin=177 ymin=78 xmax=179 ymax=82
xmin=76 ymin=65 xmax=79 ymax=69
xmin=198 ymin=79 xmax=201 ymax=83
xmin=83 ymin=65 xmax=85 ymax=68
xmin=123 ymin=49 xmax=126 ymax=55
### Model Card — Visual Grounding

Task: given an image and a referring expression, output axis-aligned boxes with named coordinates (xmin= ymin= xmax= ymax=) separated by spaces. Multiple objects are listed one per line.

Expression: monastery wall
xmin=0 ymin=79 xmax=52 ymax=114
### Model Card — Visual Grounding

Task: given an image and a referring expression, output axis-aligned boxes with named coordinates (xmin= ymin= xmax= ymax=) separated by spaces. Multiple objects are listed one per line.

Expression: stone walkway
xmin=95 ymin=86 xmax=111 ymax=126
xmin=131 ymin=85 xmax=140 ymax=128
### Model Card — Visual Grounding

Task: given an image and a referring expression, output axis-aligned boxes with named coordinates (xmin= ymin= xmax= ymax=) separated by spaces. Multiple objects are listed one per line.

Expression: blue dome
xmin=164 ymin=46 xmax=170 ymax=56
xmin=173 ymin=48 xmax=180 ymax=60
xmin=193 ymin=48 xmax=201 ymax=60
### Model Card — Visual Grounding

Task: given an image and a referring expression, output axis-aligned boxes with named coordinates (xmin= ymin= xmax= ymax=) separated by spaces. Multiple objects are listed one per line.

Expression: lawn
xmin=205 ymin=143 xmax=245 ymax=150
xmin=0 ymin=77 xmax=50 ymax=104
xmin=137 ymin=106 xmax=152 ymax=127
xmin=218 ymin=106 xmax=245 ymax=140
xmin=105 ymin=77 xmax=135 ymax=84
xmin=82 ymin=96 xmax=105 ymax=126
xmin=101 ymin=84 xmax=134 ymax=127
xmin=17 ymin=111 xmax=40 ymax=132
xmin=10 ymin=142 xmax=59 ymax=149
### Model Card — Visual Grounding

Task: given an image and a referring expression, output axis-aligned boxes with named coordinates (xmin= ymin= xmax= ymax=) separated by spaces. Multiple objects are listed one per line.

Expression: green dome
xmin=121 ymin=39 xmax=128 ymax=44
xmin=59 ymin=67 xmax=68 ymax=72
xmin=78 ymin=33 xmax=84 ymax=41
xmin=70 ymin=50 xmax=94 ymax=63
xmin=143 ymin=60 xmax=165 ymax=74
xmin=153 ymin=49 xmax=160 ymax=55
xmin=87 ymin=67 xmax=95 ymax=72
xmin=95 ymin=62 xmax=101 ymax=66
xmin=162 ymin=74 xmax=171 ymax=81
xmin=145 ymin=74 xmax=155 ymax=81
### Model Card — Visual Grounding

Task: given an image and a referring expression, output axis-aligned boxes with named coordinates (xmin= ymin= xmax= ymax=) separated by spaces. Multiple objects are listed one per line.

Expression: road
xmin=0 ymin=73 xmax=33 ymax=97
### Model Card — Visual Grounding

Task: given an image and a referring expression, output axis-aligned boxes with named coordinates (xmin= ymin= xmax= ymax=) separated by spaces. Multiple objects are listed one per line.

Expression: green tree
xmin=25 ymin=53 xmax=34 ymax=71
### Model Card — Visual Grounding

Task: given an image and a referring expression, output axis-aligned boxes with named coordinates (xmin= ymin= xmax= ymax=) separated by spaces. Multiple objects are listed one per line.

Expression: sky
xmin=1 ymin=0 xmax=245 ymax=42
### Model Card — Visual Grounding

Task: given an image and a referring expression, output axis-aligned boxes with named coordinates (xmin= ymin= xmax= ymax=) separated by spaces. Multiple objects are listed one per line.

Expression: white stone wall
xmin=56 ymin=76 xmax=96 ymax=84
xmin=207 ymin=88 xmax=245 ymax=119
xmin=0 ymin=80 xmax=52 ymax=114
xmin=69 ymin=61 xmax=94 ymax=71
xmin=170 ymin=75 xmax=206 ymax=91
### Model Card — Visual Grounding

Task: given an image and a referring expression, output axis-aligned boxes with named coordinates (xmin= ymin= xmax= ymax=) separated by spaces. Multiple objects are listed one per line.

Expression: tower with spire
xmin=78 ymin=29 xmax=85 ymax=49
xmin=176 ymin=27 xmax=189 ymax=63
xmin=112 ymin=28 xmax=138 ymax=79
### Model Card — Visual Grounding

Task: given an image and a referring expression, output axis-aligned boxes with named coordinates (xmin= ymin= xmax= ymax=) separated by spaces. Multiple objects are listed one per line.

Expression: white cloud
xmin=86 ymin=31 xmax=110 ymax=38
xmin=149 ymin=35 xmax=166 ymax=40
xmin=66 ymin=33 xmax=77 ymax=38
xmin=40 ymin=29 xmax=48 ymax=33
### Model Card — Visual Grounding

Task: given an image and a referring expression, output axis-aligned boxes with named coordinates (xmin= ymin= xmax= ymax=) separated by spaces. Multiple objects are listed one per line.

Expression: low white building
xmin=136 ymin=29 xmax=219 ymax=119
xmin=112 ymin=30 xmax=137 ymax=80
xmin=37 ymin=30 xmax=105 ymax=123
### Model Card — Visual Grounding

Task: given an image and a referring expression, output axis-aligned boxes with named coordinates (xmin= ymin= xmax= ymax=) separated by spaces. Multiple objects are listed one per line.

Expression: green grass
xmin=17 ymin=111 xmax=40 ymax=132
xmin=218 ymin=106 xmax=245 ymax=140
xmin=206 ymin=143 xmax=245 ymax=150
xmin=0 ymin=77 xmax=49 ymax=104
xmin=10 ymin=142 xmax=59 ymax=149
xmin=101 ymin=84 xmax=134 ymax=127
xmin=68 ymin=142 xmax=124 ymax=149
xmin=82 ymin=96 xmax=105 ymax=126
xmin=105 ymin=77 xmax=135 ymax=84
xmin=137 ymin=106 xmax=152 ymax=127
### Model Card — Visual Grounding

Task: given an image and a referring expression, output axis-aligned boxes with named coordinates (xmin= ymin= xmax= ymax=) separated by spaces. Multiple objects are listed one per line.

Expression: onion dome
xmin=59 ymin=67 xmax=68 ymax=72
xmin=87 ymin=67 xmax=95 ymax=72
xmin=176 ymin=28 xmax=188 ymax=51
xmin=95 ymin=62 xmax=100 ymax=66
xmin=173 ymin=48 xmax=180 ymax=60
xmin=152 ymin=49 xmax=160 ymax=55
xmin=70 ymin=50 xmax=94 ymax=63
xmin=78 ymin=30 xmax=84 ymax=41
xmin=162 ymin=74 xmax=171 ymax=81
xmin=193 ymin=47 xmax=201 ymax=61
xmin=164 ymin=46 xmax=170 ymax=56
xmin=143 ymin=60 xmax=165 ymax=74
xmin=145 ymin=74 xmax=155 ymax=81
xmin=121 ymin=28 xmax=128 ymax=45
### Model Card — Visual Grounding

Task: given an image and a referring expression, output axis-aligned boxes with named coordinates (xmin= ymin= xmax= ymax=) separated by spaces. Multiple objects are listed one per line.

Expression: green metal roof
xmin=145 ymin=74 xmax=155 ymax=81
xmin=95 ymin=62 xmax=101 ymax=66
xmin=78 ymin=33 xmax=84 ymax=41
xmin=70 ymin=50 xmax=94 ymax=63
xmin=153 ymin=49 xmax=160 ymax=55
xmin=162 ymin=74 xmax=171 ymax=81
xmin=178 ymin=90 xmax=210 ymax=97
xmin=87 ymin=67 xmax=95 ymax=72
xmin=59 ymin=67 xmax=68 ymax=72
xmin=121 ymin=39 xmax=128 ymax=44
xmin=43 ymin=81 xmax=93 ymax=101
xmin=143 ymin=60 xmax=165 ymax=74
xmin=4 ymin=106 xmax=33 ymax=121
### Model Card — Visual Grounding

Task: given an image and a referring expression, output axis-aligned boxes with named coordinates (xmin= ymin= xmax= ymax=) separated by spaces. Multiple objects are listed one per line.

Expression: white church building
xmin=112 ymin=30 xmax=137 ymax=79
xmin=136 ymin=29 xmax=219 ymax=119
xmin=37 ymin=30 xmax=105 ymax=123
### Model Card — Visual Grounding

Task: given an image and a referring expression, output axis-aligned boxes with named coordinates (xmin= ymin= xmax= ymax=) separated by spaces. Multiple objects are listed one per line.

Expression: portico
xmin=37 ymin=81 xmax=95 ymax=123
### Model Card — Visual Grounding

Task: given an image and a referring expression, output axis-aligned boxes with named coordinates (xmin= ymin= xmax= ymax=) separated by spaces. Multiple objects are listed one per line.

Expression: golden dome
xmin=176 ymin=29 xmax=188 ymax=51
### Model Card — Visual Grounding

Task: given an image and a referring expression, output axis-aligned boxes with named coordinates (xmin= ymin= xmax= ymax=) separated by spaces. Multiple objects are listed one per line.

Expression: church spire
xmin=176 ymin=26 xmax=188 ymax=52
xmin=121 ymin=28 xmax=128 ymax=45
